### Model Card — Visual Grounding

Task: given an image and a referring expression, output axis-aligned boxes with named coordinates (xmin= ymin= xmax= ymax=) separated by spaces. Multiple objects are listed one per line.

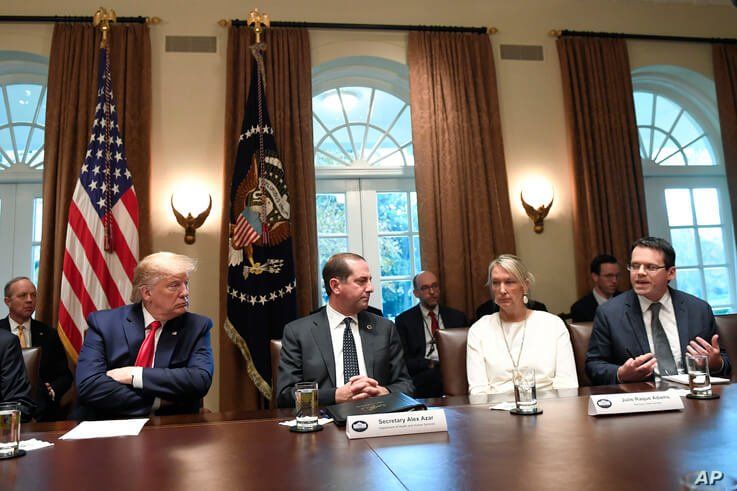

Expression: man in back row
xmin=570 ymin=254 xmax=621 ymax=322
xmin=586 ymin=237 xmax=731 ymax=385
xmin=395 ymin=271 xmax=468 ymax=398
xmin=2 ymin=277 xmax=72 ymax=421
xmin=277 ymin=253 xmax=413 ymax=407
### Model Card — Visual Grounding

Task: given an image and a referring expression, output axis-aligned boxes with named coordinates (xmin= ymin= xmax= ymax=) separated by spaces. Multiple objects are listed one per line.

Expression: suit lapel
xmin=358 ymin=311 xmax=377 ymax=378
xmin=154 ymin=315 xmax=182 ymax=368
xmin=30 ymin=319 xmax=44 ymax=348
xmin=623 ymin=291 xmax=650 ymax=355
xmin=311 ymin=310 xmax=336 ymax=387
xmin=123 ymin=304 xmax=146 ymax=365
xmin=671 ymin=289 xmax=690 ymax=359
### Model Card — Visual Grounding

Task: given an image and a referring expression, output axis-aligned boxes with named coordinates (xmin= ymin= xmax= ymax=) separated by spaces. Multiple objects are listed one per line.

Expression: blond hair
xmin=130 ymin=252 xmax=197 ymax=303
xmin=486 ymin=254 xmax=534 ymax=296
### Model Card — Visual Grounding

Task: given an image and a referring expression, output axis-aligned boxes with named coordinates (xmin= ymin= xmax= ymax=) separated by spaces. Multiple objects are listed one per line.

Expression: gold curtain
xmin=36 ymin=23 xmax=152 ymax=328
xmin=713 ymin=44 xmax=737 ymax=245
xmin=220 ymin=27 xmax=316 ymax=411
xmin=408 ymin=31 xmax=515 ymax=320
xmin=557 ymin=36 xmax=647 ymax=296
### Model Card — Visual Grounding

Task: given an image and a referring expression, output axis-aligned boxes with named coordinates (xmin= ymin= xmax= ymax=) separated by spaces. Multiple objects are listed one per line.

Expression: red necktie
xmin=135 ymin=321 xmax=161 ymax=368
xmin=428 ymin=311 xmax=440 ymax=338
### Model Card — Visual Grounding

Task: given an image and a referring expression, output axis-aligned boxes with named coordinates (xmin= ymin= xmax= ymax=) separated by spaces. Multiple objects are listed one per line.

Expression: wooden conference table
xmin=4 ymin=383 xmax=737 ymax=490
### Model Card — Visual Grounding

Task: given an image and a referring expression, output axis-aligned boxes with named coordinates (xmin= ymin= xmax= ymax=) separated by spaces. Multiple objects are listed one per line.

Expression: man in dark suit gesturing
xmin=277 ymin=253 xmax=413 ymax=408
xmin=395 ymin=271 xmax=468 ymax=397
xmin=586 ymin=237 xmax=731 ymax=385
xmin=2 ymin=277 xmax=72 ymax=421
xmin=76 ymin=252 xmax=214 ymax=419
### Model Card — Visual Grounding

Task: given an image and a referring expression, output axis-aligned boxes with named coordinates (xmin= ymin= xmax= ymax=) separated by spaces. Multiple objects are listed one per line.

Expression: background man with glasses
xmin=570 ymin=254 xmax=622 ymax=322
xmin=586 ymin=237 xmax=731 ymax=385
xmin=395 ymin=271 xmax=469 ymax=397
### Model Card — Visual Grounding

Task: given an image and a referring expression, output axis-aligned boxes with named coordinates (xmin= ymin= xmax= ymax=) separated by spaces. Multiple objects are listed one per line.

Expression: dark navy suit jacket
xmin=0 ymin=328 xmax=35 ymax=420
xmin=76 ymin=303 xmax=214 ymax=419
xmin=586 ymin=288 xmax=731 ymax=385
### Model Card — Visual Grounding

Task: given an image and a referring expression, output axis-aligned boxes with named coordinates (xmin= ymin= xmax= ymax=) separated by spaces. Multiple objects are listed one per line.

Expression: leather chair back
xmin=22 ymin=347 xmax=42 ymax=398
xmin=270 ymin=339 xmax=282 ymax=407
xmin=567 ymin=322 xmax=594 ymax=387
xmin=715 ymin=314 xmax=737 ymax=381
xmin=436 ymin=328 xmax=470 ymax=396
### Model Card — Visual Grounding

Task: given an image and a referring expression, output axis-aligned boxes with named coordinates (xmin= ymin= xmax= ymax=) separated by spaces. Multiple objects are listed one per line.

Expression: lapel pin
xmin=172 ymin=331 xmax=178 ymax=336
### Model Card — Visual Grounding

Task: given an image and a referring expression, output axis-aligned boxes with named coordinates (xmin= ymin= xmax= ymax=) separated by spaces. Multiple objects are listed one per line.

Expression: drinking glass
xmin=686 ymin=354 xmax=712 ymax=398
xmin=0 ymin=402 xmax=21 ymax=459
xmin=513 ymin=368 xmax=538 ymax=413
xmin=294 ymin=382 xmax=319 ymax=431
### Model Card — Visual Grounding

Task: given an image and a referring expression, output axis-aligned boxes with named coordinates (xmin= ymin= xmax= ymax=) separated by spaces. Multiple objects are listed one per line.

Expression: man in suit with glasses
xmin=586 ymin=237 xmax=731 ymax=385
xmin=395 ymin=271 xmax=469 ymax=397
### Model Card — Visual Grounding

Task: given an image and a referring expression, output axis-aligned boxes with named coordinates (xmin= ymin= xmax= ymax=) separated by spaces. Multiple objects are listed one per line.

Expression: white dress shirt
xmin=9 ymin=317 xmax=32 ymax=347
xmin=637 ymin=290 xmax=682 ymax=372
xmin=420 ymin=304 xmax=445 ymax=362
xmin=592 ymin=288 xmax=610 ymax=306
xmin=466 ymin=311 xmax=579 ymax=395
xmin=326 ymin=303 xmax=368 ymax=386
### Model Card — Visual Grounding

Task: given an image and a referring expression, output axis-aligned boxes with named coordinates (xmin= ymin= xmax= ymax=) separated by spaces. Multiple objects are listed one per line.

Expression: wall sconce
xmin=171 ymin=190 xmax=212 ymax=244
xmin=520 ymin=180 xmax=554 ymax=234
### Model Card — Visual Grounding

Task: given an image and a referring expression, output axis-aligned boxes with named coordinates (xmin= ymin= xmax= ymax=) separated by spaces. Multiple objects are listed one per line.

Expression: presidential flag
xmin=226 ymin=43 xmax=297 ymax=402
xmin=58 ymin=47 xmax=139 ymax=360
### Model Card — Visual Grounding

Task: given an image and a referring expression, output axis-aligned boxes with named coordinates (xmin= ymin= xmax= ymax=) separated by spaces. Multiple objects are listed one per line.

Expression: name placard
xmin=345 ymin=410 xmax=448 ymax=440
xmin=588 ymin=391 xmax=684 ymax=416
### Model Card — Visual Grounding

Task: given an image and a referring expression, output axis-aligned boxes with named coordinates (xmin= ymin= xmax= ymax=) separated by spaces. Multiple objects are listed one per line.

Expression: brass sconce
xmin=171 ymin=193 xmax=212 ymax=244
xmin=520 ymin=181 xmax=554 ymax=234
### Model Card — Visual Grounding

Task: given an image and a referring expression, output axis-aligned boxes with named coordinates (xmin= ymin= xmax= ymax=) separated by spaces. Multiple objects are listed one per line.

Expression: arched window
xmin=313 ymin=57 xmax=419 ymax=319
xmin=633 ymin=65 xmax=736 ymax=313
xmin=0 ymin=51 xmax=47 ymax=308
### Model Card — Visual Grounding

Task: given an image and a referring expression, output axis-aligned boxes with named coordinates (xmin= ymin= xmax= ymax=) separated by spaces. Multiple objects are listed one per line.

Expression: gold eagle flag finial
xmin=93 ymin=7 xmax=118 ymax=49
xmin=246 ymin=8 xmax=270 ymax=44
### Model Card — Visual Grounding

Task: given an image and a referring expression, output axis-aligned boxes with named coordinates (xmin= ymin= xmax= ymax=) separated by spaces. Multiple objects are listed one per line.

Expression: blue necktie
xmin=343 ymin=317 xmax=359 ymax=383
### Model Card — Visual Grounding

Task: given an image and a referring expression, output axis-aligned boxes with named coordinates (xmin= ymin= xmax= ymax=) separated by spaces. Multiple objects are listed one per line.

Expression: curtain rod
xmin=220 ymin=19 xmax=495 ymax=35
xmin=0 ymin=15 xmax=160 ymax=24
xmin=551 ymin=29 xmax=737 ymax=45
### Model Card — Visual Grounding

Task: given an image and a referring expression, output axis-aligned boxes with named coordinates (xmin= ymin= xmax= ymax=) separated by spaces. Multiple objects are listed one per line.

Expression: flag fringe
xmin=223 ymin=318 xmax=273 ymax=401
xmin=57 ymin=323 xmax=79 ymax=365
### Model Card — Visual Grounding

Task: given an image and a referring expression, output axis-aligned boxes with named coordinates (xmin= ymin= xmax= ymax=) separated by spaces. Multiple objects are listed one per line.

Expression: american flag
xmin=57 ymin=47 xmax=139 ymax=360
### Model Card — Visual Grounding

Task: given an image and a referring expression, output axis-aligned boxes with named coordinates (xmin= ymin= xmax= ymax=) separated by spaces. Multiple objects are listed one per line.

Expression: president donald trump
xmin=76 ymin=252 xmax=213 ymax=419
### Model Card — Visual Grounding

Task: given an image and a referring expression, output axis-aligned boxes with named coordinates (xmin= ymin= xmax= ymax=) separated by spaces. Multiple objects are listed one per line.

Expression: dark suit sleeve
xmin=585 ymin=309 xmax=621 ymax=385
xmin=277 ymin=321 xmax=337 ymax=408
xmin=76 ymin=314 xmax=154 ymax=416
xmin=141 ymin=319 xmax=214 ymax=401
xmin=384 ymin=321 xmax=414 ymax=396
xmin=42 ymin=327 xmax=73 ymax=400
xmin=394 ymin=312 xmax=428 ymax=376
xmin=0 ymin=333 xmax=37 ymax=421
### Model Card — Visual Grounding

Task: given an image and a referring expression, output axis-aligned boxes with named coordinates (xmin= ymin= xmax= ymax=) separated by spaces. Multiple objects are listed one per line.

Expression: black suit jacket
xmin=570 ymin=291 xmax=621 ymax=323
xmin=0 ymin=328 xmax=36 ymax=420
xmin=395 ymin=304 xmax=468 ymax=375
xmin=586 ymin=288 xmax=732 ymax=385
xmin=0 ymin=317 xmax=72 ymax=421
xmin=475 ymin=299 xmax=547 ymax=321
xmin=276 ymin=309 xmax=413 ymax=408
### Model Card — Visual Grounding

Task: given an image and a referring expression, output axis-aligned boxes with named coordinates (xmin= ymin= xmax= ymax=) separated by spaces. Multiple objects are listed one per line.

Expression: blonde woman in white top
xmin=467 ymin=254 xmax=579 ymax=395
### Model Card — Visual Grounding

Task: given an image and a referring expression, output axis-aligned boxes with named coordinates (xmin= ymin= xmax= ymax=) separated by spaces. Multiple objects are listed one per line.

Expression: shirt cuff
xmin=131 ymin=367 xmax=144 ymax=389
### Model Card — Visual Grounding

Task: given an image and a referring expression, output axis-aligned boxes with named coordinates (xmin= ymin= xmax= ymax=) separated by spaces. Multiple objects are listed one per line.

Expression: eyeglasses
xmin=419 ymin=283 xmax=439 ymax=292
xmin=626 ymin=263 xmax=668 ymax=273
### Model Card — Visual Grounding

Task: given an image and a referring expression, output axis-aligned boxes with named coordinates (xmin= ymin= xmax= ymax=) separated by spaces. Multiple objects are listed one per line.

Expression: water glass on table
xmin=0 ymin=402 xmax=22 ymax=459
xmin=686 ymin=354 xmax=713 ymax=398
xmin=294 ymin=382 xmax=320 ymax=432
xmin=512 ymin=367 xmax=539 ymax=415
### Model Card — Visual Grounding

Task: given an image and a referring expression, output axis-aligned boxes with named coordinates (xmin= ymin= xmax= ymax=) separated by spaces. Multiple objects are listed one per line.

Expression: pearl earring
xmin=523 ymin=293 xmax=529 ymax=304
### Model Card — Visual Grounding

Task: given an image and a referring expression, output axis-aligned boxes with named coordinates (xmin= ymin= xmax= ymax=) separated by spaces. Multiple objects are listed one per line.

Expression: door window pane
xmin=379 ymin=236 xmax=410 ymax=276
xmin=676 ymin=268 xmax=703 ymax=299
xmin=664 ymin=189 xmax=693 ymax=226
xmin=377 ymin=192 xmax=408 ymax=233
xmin=670 ymin=228 xmax=698 ymax=267
xmin=381 ymin=280 xmax=414 ymax=320
xmin=692 ymin=188 xmax=720 ymax=226
xmin=699 ymin=228 xmax=725 ymax=266
xmin=316 ymin=193 xmax=347 ymax=234
xmin=704 ymin=267 xmax=730 ymax=306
